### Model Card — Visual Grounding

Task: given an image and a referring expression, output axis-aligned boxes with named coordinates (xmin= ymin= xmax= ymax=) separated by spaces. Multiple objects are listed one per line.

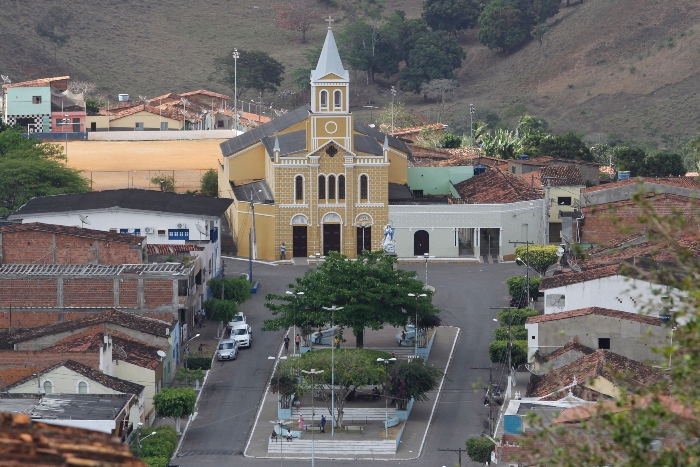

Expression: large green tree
xmin=388 ymin=358 xmax=442 ymax=410
xmin=515 ymin=244 xmax=559 ymax=275
xmin=639 ymin=152 xmax=686 ymax=177
xmin=422 ymin=0 xmax=481 ymax=34
xmin=0 ymin=128 xmax=89 ymax=216
xmin=613 ymin=147 xmax=647 ymax=177
xmin=521 ymin=132 xmax=594 ymax=161
xmin=153 ymin=388 xmax=196 ymax=434
xmin=399 ymin=30 xmax=465 ymax=93
xmin=200 ymin=169 xmax=218 ymax=197
xmin=212 ymin=50 xmax=285 ymax=98
xmin=263 ymin=251 xmax=439 ymax=347
xmin=478 ymin=0 xmax=531 ymax=52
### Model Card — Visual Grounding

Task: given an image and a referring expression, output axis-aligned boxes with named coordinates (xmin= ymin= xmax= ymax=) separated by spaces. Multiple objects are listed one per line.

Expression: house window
xmin=318 ymin=175 xmax=326 ymax=199
xmin=43 ymin=380 xmax=53 ymax=394
xmin=328 ymin=175 xmax=336 ymax=200
xmin=360 ymin=175 xmax=368 ymax=201
xmin=558 ymin=197 xmax=572 ymax=206
xmin=333 ymin=90 xmax=342 ymax=110
xmin=320 ymin=90 xmax=328 ymax=109
xmin=217 ymin=120 xmax=224 ymax=128
xmin=77 ymin=381 xmax=88 ymax=394
xmin=511 ymin=166 xmax=516 ymax=173
xmin=135 ymin=122 xmax=144 ymax=131
xmin=338 ymin=175 xmax=345 ymax=200
xmin=160 ymin=122 xmax=168 ymax=131
xmin=598 ymin=337 xmax=611 ymax=350
xmin=32 ymin=96 xmax=42 ymax=104
xmin=295 ymin=175 xmax=304 ymax=202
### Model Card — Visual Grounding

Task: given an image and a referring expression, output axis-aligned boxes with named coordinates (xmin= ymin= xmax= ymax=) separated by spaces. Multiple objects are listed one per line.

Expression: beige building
xmin=219 ymin=26 xmax=411 ymax=261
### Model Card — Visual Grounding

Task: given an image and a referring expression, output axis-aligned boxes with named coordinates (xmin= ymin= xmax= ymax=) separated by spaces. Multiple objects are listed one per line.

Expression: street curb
xmin=223 ymin=255 xmax=279 ymax=266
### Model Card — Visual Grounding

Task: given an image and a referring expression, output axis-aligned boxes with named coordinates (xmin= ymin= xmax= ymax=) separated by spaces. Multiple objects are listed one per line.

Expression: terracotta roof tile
xmin=0 ymin=366 xmax=42 ymax=386
xmin=539 ymin=340 xmax=597 ymax=363
xmin=146 ymin=243 xmax=202 ymax=255
xmin=583 ymin=176 xmax=700 ymax=193
xmin=2 ymin=76 xmax=70 ymax=90
xmin=239 ymin=110 xmax=272 ymax=125
xmin=512 ymin=156 xmax=600 ymax=167
xmin=581 ymin=237 xmax=700 ymax=269
xmin=0 ymin=222 xmax=144 ymax=245
xmin=539 ymin=165 xmax=585 ymax=186
xmin=453 ymin=166 xmax=542 ymax=203
xmin=389 ymin=123 xmax=447 ymax=137
xmin=9 ymin=309 xmax=174 ymax=344
xmin=526 ymin=306 xmax=664 ymax=326
xmin=0 ymin=412 xmax=147 ymax=465
xmin=180 ymin=89 xmax=230 ymax=100
xmin=540 ymin=264 xmax=621 ymax=290
xmin=110 ymin=104 xmax=193 ymax=122
xmin=528 ymin=350 xmax=668 ymax=399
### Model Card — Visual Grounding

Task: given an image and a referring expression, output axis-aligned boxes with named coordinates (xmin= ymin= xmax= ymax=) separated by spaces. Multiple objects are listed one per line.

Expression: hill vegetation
xmin=0 ymin=0 xmax=698 ymax=152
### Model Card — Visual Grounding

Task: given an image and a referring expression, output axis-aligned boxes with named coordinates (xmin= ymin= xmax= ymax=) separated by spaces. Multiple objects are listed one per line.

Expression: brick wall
xmin=1 ymin=231 xmax=55 ymax=263
xmin=54 ymin=235 xmax=98 ymax=264
xmin=0 ymin=350 xmax=99 ymax=370
xmin=64 ymin=279 xmax=115 ymax=307
xmin=0 ymin=310 xmax=60 ymax=329
xmin=0 ymin=280 xmax=58 ymax=307
xmin=119 ymin=280 xmax=138 ymax=307
xmin=144 ymin=280 xmax=174 ymax=308
xmin=98 ymin=242 xmax=142 ymax=265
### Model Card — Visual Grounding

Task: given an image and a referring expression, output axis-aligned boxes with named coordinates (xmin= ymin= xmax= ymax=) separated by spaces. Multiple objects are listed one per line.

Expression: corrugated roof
xmin=231 ymin=180 xmax=274 ymax=203
xmin=539 ymin=165 xmax=585 ymax=186
xmin=9 ymin=189 xmax=232 ymax=219
xmin=147 ymin=244 xmax=202 ymax=255
xmin=180 ymin=89 xmax=230 ymax=100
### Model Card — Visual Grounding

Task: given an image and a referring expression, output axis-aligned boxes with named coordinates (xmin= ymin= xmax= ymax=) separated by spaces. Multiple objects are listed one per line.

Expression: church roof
xmin=354 ymin=134 xmax=383 ymax=156
xmin=311 ymin=28 xmax=349 ymax=81
xmin=262 ymin=130 xmax=307 ymax=159
xmin=220 ymin=105 xmax=310 ymax=157
xmin=231 ymin=180 xmax=274 ymax=203
xmin=354 ymin=122 xmax=411 ymax=155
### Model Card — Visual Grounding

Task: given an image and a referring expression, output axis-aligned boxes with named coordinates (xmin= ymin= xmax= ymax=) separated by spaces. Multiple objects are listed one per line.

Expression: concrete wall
xmin=389 ymin=199 xmax=545 ymax=258
xmin=4 ymin=86 xmax=51 ymax=116
xmin=407 ymin=167 xmax=473 ymax=196
xmin=88 ymin=129 xmax=240 ymax=141
xmin=526 ymin=315 xmax=669 ymax=365
xmin=10 ymin=366 xmax=124 ymax=395
xmin=113 ymin=361 xmax=157 ymax=423
xmin=581 ymin=182 xmax=700 ymax=207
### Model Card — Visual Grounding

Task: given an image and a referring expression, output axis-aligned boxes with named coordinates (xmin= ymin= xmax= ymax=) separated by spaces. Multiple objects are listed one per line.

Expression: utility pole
xmin=471 ymin=366 xmax=494 ymax=436
xmin=438 ymin=447 xmax=467 ymax=467
xmin=469 ymin=103 xmax=475 ymax=146
xmin=509 ymin=238 xmax=534 ymax=305
xmin=390 ymin=86 xmax=396 ymax=134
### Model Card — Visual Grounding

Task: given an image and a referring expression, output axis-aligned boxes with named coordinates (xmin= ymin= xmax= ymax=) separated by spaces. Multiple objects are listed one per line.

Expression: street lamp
xmin=184 ymin=333 xmax=201 ymax=388
xmin=62 ymin=114 xmax=69 ymax=158
xmin=322 ymin=305 xmax=343 ymax=436
xmin=494 ymin=312 xmax=513 ymax=375
xmin=390 ymin=86 xmax=396 ymax=135
xmin=516 ymin=256 xmax=531 ymax=305
xmin=268 ymin=355 xmax=289 ymax=465
xmin=469 ymin=103 xmax=475 ymax=146
xmin=286 ymin=291 xmax=304 ymax=356
xmin=377 ymin=357 xmax=396 ymax=439
xmin=301 ymin=368 xmax=324 ymax=467
xmin=420 ymin=252 xmax=435 ymax=285
xmin=232 ymin=49 xmax=239 ymax=132
xmin=135 ymin=423 xmax=157 ymax=457
xmin=362 ymin=105 xmax=379 ymax=124
xmin=356 ymin=221 xmax=370 ymax=253
xmin=407 ymin=293 xmax=427 ymax=356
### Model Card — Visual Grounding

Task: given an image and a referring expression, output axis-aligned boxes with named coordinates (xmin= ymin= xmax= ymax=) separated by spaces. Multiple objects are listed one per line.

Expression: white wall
xmin=543 ymin=275 xmax=681 ymax=315
xmin=389 ymin=199 xmax=545 ymax=258
xmin=11 ymin=367 xmax=122 ymax=395
xmin=88 ymin=129 xmax=240 ymax=141
xmin=41 ymin=418 xmax=115 ymax=434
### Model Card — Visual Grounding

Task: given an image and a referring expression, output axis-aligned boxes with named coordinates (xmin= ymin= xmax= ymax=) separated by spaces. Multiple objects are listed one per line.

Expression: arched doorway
xmin=322 ymin=212 xmax=342 ymax=256
xmin=291 ymin=214 xmax=308 ymax=258
xmin=414 ymin=230 xmax=429 ymax=256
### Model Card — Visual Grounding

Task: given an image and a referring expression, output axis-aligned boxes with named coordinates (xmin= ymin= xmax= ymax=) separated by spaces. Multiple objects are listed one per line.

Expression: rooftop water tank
xmin=118 ymin=94 xmax=129 ymax=102
xmin=474 ymin=165 xmax=486 ymax=175
xmin=520 ymin=154 xmax=529 ymax=160
xmin=617 ymin=171 xmax=631 ymax=180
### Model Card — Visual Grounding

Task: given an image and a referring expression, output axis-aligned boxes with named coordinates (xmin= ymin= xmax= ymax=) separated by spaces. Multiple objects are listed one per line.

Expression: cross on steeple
xmin=326 ymin=15 xmax=334 ymax=29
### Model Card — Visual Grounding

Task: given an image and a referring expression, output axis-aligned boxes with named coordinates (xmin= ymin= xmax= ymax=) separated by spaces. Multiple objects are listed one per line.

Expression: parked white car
xmin=216 ymin=339 xmax=239 ymax=361
xmin=227 ymin=312 xmax=247 ymax=329
xmin=230 ymin=323 xmax=252 ymax=348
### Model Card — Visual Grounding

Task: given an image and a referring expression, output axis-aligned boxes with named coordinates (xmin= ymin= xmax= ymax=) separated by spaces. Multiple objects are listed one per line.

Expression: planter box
xmin=396 ymin=397 xmax=415 ymax=421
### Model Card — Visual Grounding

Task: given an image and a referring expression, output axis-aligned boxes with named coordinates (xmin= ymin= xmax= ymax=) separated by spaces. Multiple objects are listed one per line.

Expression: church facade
xmin=218 ymin=26 xmax=411 ymax=261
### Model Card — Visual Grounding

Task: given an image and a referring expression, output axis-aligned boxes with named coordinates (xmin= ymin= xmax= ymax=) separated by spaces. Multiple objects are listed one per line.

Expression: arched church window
xmin=320 ymin=90 xmax=328 ymax=109
xmin=328 ymin=175 xmax=336 ymax=200
xmin=338 ymin=175 xmax=345 ymax=200
xmin=318 ymin=175 xmax=326 ymax=199
xmin=360 ymin=175 xmax=368 ymax=201
xmin=295 ymin=176 xmax=304 ymax=202
xmin=333 ymin=90 xmax=342 ymax=110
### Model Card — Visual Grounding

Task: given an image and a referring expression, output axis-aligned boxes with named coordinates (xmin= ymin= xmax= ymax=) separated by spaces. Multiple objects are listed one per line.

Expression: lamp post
xmin=421 ymin=252 xmax=435 ymax=285
xmin=181 ymin=98 xmax=189 ymax=130
xmin=494 ymin=312 xmax=512 ymax=375
xmin=322 ymin=305 xmax=343 ymax=436
xmin=377 ymin=357 xmax=396 ymax=439
xmin=286 ymin=291 xmax=304 ymax=356
xmin=232 ymin=49 xmax=239 ymax=132
xmin=184 ymin=333 xmax=201 ymax=388
xmin=362 ymin=105 xmax=378 ymax=124
xmin=62 ymin=114 xmax=69 ymax=157
xmin=301 ymin=368 xmax=324 ymax=467
xmin=268 ymin=355 xmax=288 ymax=465
xmin=390 ymin=86 xmax=396 ymax=135
xmin=408 ymin=293 xmax=427 ymax=356
xmin=469 ymin=103 xmax=475 ymax=146
xmin=516 ymin=256 xmax=531 ymax=305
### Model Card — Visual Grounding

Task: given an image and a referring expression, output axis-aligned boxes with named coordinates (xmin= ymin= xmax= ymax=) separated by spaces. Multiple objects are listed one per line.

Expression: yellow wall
xmin=236 ymin=203 xmax=276 ymax=261
xmin=110 ymin=111 xmax=182 ymax=130
xmin=388 ymin=150 xmax=408 ymax=185
xmin=548 ymin=186 xmax=582 ymax=224
xmin=114 ymin=361 xmax=157 ymax=424
xmin=86 ymin=115 xmax=111 ymax=130
xmin=315 ymin=84 xmax=348 ymax=112
xmin=228 ymin=144 xmax=266 ymax=184
xmin=587 ymin=376 xmax=621 ymax=399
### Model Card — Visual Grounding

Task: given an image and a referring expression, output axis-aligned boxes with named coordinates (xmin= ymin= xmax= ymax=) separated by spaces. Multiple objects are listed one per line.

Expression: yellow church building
xmin=218 ymin=25 xmax=412 ymax=261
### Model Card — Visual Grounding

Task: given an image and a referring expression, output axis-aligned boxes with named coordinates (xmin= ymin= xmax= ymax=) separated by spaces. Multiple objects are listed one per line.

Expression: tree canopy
xmin=422 ymin=0 xmax=481 ymax=34
xmin=400 ymin=30 xmax=465 ymax=93
xmin=639 ymin=152 xmax=686 ymax=177
xmin=208 ymin=277 xmax=251 ymax=303
xmin=477 ymin=0 xmax=560 ymax=52
xmin=263 ymin=250 xmax=440 ymax=347
xmin=515 ymin=244 xmax=559 ymax=275
xmin=388 ymin=358 xmax=442 ymax=410
xmin=200 ymin=169 xmax=218 ymax=197
xmin=203 ymin=298 xmax=238 ymax=324
xmin=0 ymin=128 xmax=89 ymax=216
xmin=521 ymin=132 xmax=594 ymax=161
xmin=153 ymin=388 xmax=196 ymax=433
xmin=505 ymin=275 xmax=542 ymax=301
xmin=212 ymin=50 xmax=285 ymax=98
xmin=273 ymin=0 xmax=322 ymax=43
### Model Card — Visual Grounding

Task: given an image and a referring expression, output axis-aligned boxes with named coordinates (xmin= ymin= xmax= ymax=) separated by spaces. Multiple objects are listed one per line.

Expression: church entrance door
xmin=357 ymin=226 xmax=371 ymax=254
xmin=323 ymin=224 xmax=341 ymax=255
xmin=414 ymin=230 xmax=430 ymax=256
xmin=293 ymin=226 xmax=307 ymax=257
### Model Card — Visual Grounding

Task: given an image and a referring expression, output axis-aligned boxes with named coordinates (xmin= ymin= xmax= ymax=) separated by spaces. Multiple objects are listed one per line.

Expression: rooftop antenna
xmin=1 ymin=75 xmax=10 ymax=84
xmin=78 ymin=214 xmax=91 ymax=228
xmin=196 ymin=223 xmax=208 ymax=237
xmin=156 ymin=350 xmax=167 ymax=361
xmin=138 ymin=95 xmax=150 ymax=104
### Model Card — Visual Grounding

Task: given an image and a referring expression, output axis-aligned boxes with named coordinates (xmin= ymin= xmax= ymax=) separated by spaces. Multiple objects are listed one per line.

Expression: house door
xmin=356 ymin=226 xmax=371 ymax=254
xmin=90 ymin=122 xmax=97 ymax=132
xmin=323 ymin=224 xmax=341 ymax=255
xmin=293 ymin=226 xmax=307 ymax=257
xmin=414 ymin=230 xmax=429 ymax=256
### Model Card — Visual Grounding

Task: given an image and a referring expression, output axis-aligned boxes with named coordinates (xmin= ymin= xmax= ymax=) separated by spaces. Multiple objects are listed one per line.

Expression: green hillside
xmin=1 ymin=0 xmax=698 ymax=149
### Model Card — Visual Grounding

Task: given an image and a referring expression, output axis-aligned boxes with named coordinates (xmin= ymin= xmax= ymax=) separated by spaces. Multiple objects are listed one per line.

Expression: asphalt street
xmin=175 ymin=258 xmax=523 ymax=467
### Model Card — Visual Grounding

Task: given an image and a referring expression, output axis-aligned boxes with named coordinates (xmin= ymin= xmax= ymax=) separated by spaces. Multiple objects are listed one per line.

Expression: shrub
xmin=505 ymin=276 xmax=542 ymax=300
xmin=185 ymin=352 xmax=213 ymax=370
xmin=488 ymin=339 xmax=528 ymax=366
xmin=132 ymin=426 xmax=178 ymax=460
xmin=141 ymin=457 xmax=169 ymax=467
xmin=440 ymin=133 xmax=462 ymax=148
xmin=466 ymin=436 xmax=495 ymax=463
xmin=497 ymin=307 xmax=539 ymax=327
xmin=493 ymin=325 xmax=527 ymax=341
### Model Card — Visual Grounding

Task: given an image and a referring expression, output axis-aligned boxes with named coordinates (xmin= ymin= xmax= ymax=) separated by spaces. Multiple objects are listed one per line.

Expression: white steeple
xmin=311 ymin=18 xmax=349 ymax=81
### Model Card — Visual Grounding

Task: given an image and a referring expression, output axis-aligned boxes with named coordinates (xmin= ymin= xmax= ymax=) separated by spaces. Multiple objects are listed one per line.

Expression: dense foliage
xmin=131 ymin=425 xmax=178 ymax=466
xmin=387 ymin=358 xmax=443 ymax=409
xmin=465 ymin=436 xmax=496 ymax=463
xmin=478 ymin=0 xmax=561 ymax=52
xmin=505 ymin=275 xmax=542 ymax=301
xmin=199 ymin=169 xmax=218 ymax=197
xmin=521 ymin=132 xmax=594 ymax=161
xmin=422 ymin=0 xmax=481 ymax=34
xmin=515 ymin=244 xmax=559 ymax=275
xmin=203 ymin=298 xmax=238 ymax=324
xmin=212 ymin=49 xmax=285 ymax=98
xmin=208 ymin=277 xmax=251 ymax=303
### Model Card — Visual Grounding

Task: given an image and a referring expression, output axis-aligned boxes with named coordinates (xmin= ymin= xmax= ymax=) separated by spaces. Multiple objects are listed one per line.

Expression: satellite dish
xmin=1 ymin=75 xmax=10 ymax=84
xmin=78 ymin=214 xmax=91 ymax=227
xmin=114 ymin=344 xmax=128 ymax=359
xmin=157 ymin=350 xmax=167 ymax=358
xmin=196 ymin=224 xmax=207 ymax=235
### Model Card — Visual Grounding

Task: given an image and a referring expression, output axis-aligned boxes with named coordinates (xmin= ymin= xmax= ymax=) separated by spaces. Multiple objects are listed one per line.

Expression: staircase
xmin=267 ymin=439 xmax=396 ymax=456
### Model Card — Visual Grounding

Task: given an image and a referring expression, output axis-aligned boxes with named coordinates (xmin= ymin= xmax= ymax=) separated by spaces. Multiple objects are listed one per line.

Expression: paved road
xmin=175 ymin=259 xmax=522 ymax=466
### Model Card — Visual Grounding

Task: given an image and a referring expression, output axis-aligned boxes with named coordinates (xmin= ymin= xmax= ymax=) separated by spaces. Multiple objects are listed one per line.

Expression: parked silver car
xmin=216 ymin=339 xmax=239 ymax=361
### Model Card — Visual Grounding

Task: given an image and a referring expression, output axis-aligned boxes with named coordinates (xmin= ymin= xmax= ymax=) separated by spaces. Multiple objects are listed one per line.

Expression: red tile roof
xmin=180 ymin=89 xmax=230 ymax=100
xmin=110 ymin=104 xmax=192 ymax=122
xmin=0 ymin=222 xmax=144 ymax=245
xmin=583 ymin=176 xmax=700 ymax=193
xmin=528 ymin=350 xmax=668 ymax=399
xmin=526 ymin=307 xmax=663 ymax=326
xmin=147 ymin=244 xmax=202 ymax=255
xmin=0 ymin=412 xmax=147 ymax=466
xmin=0 ymin=366 xmax=41 ymax=386
xmin=552 ymin=394 xmax=694 ymax=425
xmin=581 ymin=237 xmax=700 ymax=269
xmin=390 ymin=123 xmax=447 ymax=137
xmin=2 ymin=76 xmax=70 ymax=90
xmin=453 ymin=166 xmax=542 ymax=204
xmin=539 ymin=165 xmax=585 ymax=186
xmin=539 ymin=340 xmax=597 ymax=363
xmin=539 ymin=264 xmax=622 ymax=290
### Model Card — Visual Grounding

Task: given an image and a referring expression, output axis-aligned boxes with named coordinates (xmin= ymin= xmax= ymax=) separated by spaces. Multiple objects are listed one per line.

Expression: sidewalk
xmin=244 ymin=325 xmax=460 ymax=460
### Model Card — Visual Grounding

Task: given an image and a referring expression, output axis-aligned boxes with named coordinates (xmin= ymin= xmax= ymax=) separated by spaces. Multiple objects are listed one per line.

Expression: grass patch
xmin=377 ymin=421 xmax=405 ymax=440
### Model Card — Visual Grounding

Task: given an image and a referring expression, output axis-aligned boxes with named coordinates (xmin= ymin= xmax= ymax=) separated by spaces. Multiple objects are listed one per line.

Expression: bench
xmin=344 ymin=425 xmax=365 ymax=433
xmin=305 ymin=425 xmax=323 ymax=432
xmin=273 ymin=425 xmax=302 ymax=439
